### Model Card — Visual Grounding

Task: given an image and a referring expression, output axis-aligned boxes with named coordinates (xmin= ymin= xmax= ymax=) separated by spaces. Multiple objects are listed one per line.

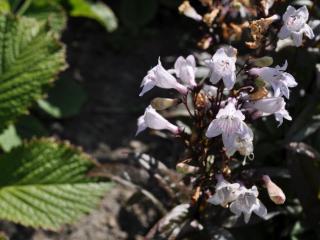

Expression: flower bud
xmin=250 ymin=56 xmax=274 ymax=67
xmin=151 ymin=98 xmax=180 ymax=111
xmin=262 ymin=175 xmax=286 ymax=205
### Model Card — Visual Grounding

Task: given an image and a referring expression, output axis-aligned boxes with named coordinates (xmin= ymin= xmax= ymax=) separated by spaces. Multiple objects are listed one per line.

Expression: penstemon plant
xmin=136 ymin=3 xmax=317 ymax=237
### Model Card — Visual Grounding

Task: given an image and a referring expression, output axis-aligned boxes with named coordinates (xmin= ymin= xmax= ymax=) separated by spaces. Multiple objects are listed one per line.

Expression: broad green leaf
xmin=69 ymin=0 xmax=118 ymax=32
xmin=24 ymin=0 xmax=67 ymax=35
xmin=0 ymin=15 xmax=67 ymax=132
xmin=0 ymin=124 xmax=22 ymax=152
xmin=37 ymin=78 xmax=87 ymax=118
xmin=0 ymin=138 xmax=112 ymax=230
xmin=120 ymin=0 xmax=158 ymax=29
xmin=0 ymin=0 xmax=10 ymax=14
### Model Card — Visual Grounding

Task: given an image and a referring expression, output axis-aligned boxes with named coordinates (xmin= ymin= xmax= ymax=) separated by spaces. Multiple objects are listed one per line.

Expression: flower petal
xmin=282 ymin=5 xmax=296 ymax=22
xmin=292 ymin=32 xmax=303 ymax=46
xmin=278 ymin=26 xmax=291 ymax=39
xmin=206 ymin=119 xmax=223 ymax=138
xmin=136 ymin=115 xmax=147 ymax=135
xmin=303 ymin=23 xmax=315 ymax=39
xmin=139 ymin=80 xmax=155 ymax=96
xmin=223 ymin=73 xmax=236 ymax=90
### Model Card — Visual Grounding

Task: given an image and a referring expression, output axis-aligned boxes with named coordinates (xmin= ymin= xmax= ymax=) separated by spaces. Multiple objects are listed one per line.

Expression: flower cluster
xmin=136 ymin=4 xmax=311 ymax=224
xmin=178 ymin=1 xmax=315 ymax=49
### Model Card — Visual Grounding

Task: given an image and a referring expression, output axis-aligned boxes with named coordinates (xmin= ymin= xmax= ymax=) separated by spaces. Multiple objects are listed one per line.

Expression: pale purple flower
xmin=136 ymin=105 xmax=179 ymax=135
xmin=206 ymin=100 xmax=252 ymax=153
xmin=173 ymin=55 xmax=197 ymax=87
xmin=208 ymin=175 xmax=241 ymax=207
xmin=244 ymin=97 xmax=285 ymax=114
xmin=225 ymin=128 xmax=254 ymax=157
xmin=230 ymin=186 xmax=267 ymax=223
xmin=202 ymin=84 xmax=218 ymax=98
xmin=206 ymin=47 xmax=237 ymax=90
xmin=139 ymin=59 xmax=188 ymax=96
xmin=274 ymin=104 xmax=292 ymax=126
xmin=249 ymin=61 xmax=297 ymax=99
xmin=278 ymin=5 xmax=315 ymax=47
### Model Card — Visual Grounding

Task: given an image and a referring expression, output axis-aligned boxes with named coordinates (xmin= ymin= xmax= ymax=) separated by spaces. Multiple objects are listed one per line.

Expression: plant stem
xmin=16 ymin=0 xmax=32 ymax=16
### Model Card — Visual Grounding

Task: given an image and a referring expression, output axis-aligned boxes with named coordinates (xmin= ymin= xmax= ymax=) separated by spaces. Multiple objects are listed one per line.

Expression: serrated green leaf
xmin=24 ymin=0 xmax=67 ymax=35
xmin=0 ymin=124 xmax=22 ymax=152
xmin=0 ymin=138 xmax=113 ymax=230
xmin=69 ymin=0 xmax=118 ymax=32
xmin=0 ymin=15 xmax=67 ymax=132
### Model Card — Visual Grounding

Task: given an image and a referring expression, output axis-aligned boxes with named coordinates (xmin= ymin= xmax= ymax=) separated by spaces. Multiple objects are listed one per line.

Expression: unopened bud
xmin=151 ymin=98 xmax=180 ymax=111
xmin=262 ymin=175 xmax=286 ymax=205
xmin=178 ymin=1 xmax=202 ymax=22
xmin=250 ymin=56 xmax=274 ymax=67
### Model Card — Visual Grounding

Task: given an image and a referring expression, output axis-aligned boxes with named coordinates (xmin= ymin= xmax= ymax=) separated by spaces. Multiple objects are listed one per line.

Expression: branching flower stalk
xmin=136 ymin=4 xmax=316 ymax=225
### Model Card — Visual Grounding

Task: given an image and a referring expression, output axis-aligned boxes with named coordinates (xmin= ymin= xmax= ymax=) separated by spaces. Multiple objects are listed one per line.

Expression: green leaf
xmin=69 ymin=0 xmax=118 ymax=32
xmin=24 ymin=0 xmax=67 ymax=35
xmin=37 ymin=78 xmax=87 ymax=118
xmin=0 ymin=138 xmax=112 ymax=230
xmin=0 ymin=15 xmax=67 ymax=133
xmin=120 ymin=0 xmax=158 ymax=30
xmin=0 ymin=0 xmax=10 ymax=14
xmin=0 ymin=124 xmax=22 ymax=152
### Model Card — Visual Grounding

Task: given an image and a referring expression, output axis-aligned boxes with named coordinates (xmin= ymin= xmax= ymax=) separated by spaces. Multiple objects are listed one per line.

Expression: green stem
xmin=16 ymin=0 xmax=32 ymax=16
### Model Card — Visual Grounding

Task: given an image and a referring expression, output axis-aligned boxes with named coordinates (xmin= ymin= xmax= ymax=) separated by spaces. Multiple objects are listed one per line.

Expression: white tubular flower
xmin=139 ymin=59 xmax=188 ymax=96
xmin=136 ymin=105 xmax=180 ymax=135
xmin=274 ymin=103 xmax=292 ymax=126
xmin=206 ymin=100 xmax=252 ymax=152
xmin=208 ymin=175 xmax=241 ymax=207
xmin=249 ymin=61 xmax=297 ymax=99
xmin=225 ymin=129 xmax=254 ymax=157
xmin=173 ymin=55 xmax=197 ymax=87
xmin=244 ymin=97 xmax=285 ymax=114
xmin=206 ymin=46 xmax=237 ymax=90
xmin=262 ymin=175 xmax=286 ymax=205
xmin=202 ymin=84 xmax=218 ymax=98
xmin=230 ymin=186 xmax=267 ymax=223
xmin=278 ymin=5 xmax=315 ymax=47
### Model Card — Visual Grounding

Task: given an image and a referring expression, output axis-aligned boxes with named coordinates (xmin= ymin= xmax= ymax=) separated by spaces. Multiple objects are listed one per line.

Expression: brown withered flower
xmin=203 ymin=8 xmax=220 ymax=27
xmin=222 ymin=22 xmax=249 ymax=41
xmin=197 ymin=35 xmax=212 ymax=50
xmin=246 ymin=14 xmax=279 ymax=49
xmin=198 ymin=0 xmax=213 ymax=7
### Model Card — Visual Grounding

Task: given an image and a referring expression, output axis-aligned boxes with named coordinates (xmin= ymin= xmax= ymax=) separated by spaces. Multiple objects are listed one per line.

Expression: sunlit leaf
xmin=0 ymin=138 xmax=113 ymax=230
xmin=69 ymin=0 xmax=118 ymax=32
xmin=0 ymin=15 xmax=66 ymax=132
xmin=24 ymin=0 xmax=67 ymax=35
xmin=0 ymin=125 xmax=21 ymax=152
